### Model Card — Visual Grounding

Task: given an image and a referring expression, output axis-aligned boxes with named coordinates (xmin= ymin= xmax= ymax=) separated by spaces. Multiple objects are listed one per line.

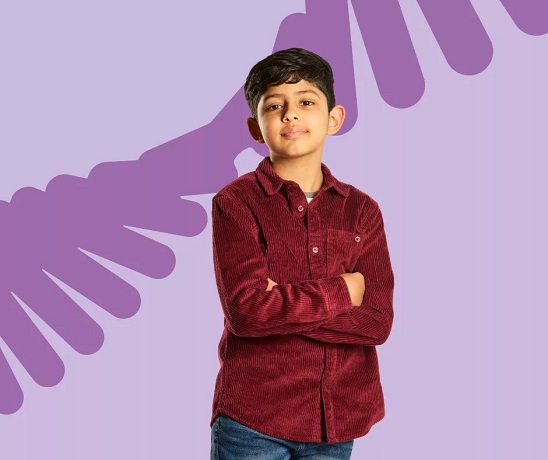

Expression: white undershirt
xmin=304 ymin=191 xmax=318 ymax=203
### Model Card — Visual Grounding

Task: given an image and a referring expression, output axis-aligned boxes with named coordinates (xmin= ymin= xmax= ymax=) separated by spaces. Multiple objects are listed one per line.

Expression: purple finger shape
xmin=8 ymin=185 xmax=145 ymax=318
xmin=500 ymin=0 xmax=548 ymax=36
xmin=0 ymin=292 xmax=65 ymax=389
xmin=417 ymin=0 xmax=493 ymax=75
xmin=13 ymin=270 xmax=104 ymax=355
xmin=0 ymin=348 xmax=23 ymax=415
xmin=45 ymin=249 xmax=140 ymax=320
xmin=351 ymin=0 xmax=425 ymax=108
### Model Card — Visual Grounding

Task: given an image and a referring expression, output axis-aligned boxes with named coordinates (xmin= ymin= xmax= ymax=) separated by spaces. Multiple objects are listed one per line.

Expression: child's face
xmin=247 ymin=79 xmax=344 ymax=161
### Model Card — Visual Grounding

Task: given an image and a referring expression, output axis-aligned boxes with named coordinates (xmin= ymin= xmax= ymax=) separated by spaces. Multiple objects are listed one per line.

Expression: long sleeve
xmin=212 ymin=158 xmax=392 ymax=443
xmin=300 ymin=205 xmax=394 ymax=345
xmin=212 ymin=193 xmax=353 ymax=338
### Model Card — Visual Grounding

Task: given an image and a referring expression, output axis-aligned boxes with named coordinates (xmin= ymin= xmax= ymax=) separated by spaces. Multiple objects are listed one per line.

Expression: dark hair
xmin=244 ymin=48 xmax=335 ymax=119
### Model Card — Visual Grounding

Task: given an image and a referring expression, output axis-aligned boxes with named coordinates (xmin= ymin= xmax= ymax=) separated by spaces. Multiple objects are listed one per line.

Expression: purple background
xmin=1 ymin=1 xmax=547 ymax=458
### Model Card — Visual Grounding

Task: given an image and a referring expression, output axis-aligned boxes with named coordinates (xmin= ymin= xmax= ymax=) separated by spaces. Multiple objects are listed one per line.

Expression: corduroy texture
xmin=211 ymin=157 xmax=394 ymax=443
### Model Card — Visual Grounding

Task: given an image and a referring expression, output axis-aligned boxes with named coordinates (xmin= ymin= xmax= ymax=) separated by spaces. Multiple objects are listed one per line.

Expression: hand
xmin=339 ymin=272 xmax=365 ymax=307
xmin=266 ymin=278 xmax=278 ymax=291
xmin=0 ymin=86 xmax=249 ymax=415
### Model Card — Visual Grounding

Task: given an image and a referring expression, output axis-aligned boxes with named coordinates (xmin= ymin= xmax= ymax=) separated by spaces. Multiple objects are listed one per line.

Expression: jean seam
xmin=211 ymin=417 xmax=221 ymax=460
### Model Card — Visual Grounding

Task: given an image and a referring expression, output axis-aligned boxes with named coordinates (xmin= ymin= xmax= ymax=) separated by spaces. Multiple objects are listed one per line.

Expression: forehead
xmin=260 ymin=79 xmax=325 ymax=101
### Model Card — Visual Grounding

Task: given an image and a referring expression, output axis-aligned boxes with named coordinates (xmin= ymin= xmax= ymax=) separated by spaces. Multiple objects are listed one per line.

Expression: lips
xmin=281 ymin=128 xmax=307 ymax=139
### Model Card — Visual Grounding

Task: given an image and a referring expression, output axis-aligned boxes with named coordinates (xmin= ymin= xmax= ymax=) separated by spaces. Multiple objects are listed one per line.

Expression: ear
xmin=247 ymin=117 xmax=264 ymax=143
xmin=327 ymin=105 xmax=346 ymax=135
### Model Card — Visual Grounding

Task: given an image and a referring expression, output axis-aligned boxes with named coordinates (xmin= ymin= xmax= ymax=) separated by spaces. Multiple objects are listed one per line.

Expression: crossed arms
xmin=212 ymin=193 xmax=394 ymax=346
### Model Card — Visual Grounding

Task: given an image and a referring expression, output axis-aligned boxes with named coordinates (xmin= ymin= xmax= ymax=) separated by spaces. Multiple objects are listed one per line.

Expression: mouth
xmin=281 ymin=128 xmax=307 ymax=139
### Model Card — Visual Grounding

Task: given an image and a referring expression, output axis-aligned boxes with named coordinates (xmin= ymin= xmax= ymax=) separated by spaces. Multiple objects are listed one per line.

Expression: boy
xmin=210 ymin=48 xmax=394 ymax=460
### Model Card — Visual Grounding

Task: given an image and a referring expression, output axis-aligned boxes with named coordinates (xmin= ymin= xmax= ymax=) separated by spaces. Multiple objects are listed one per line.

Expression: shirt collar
xmin=255 ymin=157 xmax=349 ymax=197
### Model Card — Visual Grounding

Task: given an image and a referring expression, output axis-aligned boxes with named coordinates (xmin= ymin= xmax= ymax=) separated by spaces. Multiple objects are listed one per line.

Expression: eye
xmin=300 ymin=100 xmax=314 ymax=106
xmin=267 ymin=104 xmax=283 ymax=111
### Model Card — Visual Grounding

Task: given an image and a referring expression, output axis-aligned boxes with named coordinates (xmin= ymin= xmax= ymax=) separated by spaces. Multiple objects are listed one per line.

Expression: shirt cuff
xmin=319 ymin=275 xmax=353 ymax=317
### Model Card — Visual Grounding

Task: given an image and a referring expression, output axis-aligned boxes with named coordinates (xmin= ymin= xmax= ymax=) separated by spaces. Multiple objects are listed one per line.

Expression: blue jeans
xmin=210 ymin=414 xmax=354 ymax=459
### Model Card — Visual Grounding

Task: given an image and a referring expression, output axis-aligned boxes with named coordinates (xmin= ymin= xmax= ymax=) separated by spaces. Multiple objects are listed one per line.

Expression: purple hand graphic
xmin=0 ymin=2 xmax=362 ymax=415
xmin=0 ymin=99 xmax=247 ymax=413
xmin=1 ymin=0 xmax=546 ymax=415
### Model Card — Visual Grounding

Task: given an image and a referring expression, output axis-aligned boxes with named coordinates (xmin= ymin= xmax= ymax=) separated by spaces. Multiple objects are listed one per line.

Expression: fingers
xmin=266 ymin=278 xmax=278 ymax=291
xmin=12 ymin=269 xmax=104 ymax=355
xmin=351 ymin=0 xmax=425 ymax=108
xmin=0 ymin=348 xmax=23 ymax=415
xmin=500 ymin=0 xmax=548 ymax=36
xmin=0 ymin=293 xmax=65 ymax=388
xmin=345 ymin=272 xmax=366 ymax=306
xmin=45 ymin=248 xmax=141 ymax=320
xmin=417 ymin=0 xmax=492 ymax=75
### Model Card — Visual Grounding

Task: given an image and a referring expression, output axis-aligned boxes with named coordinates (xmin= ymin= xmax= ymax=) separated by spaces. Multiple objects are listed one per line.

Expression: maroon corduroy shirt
xmin=211 ymin=157 xmax=394 ymax=443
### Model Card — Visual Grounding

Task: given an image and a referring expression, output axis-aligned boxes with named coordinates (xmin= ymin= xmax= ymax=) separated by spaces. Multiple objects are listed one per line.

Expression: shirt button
xmin=297 ymin=205 xmax=304 ymax=212
xmin=354 ymin=236 xmax=361 ymax=243
xmin=312 ymin=246 xmax=319 ymax=254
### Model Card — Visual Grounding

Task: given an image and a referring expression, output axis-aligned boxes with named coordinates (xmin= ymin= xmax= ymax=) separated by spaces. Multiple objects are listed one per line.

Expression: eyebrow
xmin=263 ymin=89 xmax=320 ymax=102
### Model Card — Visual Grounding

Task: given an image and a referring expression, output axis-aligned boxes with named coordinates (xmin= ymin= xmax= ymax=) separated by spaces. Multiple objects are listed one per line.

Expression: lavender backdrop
xmin=1 ymin=1 xmax=547 ymax=458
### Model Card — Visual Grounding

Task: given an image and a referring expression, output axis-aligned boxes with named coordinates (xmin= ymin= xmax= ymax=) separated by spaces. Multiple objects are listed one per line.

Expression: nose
xmin=283 ymin=103 xmax=299 ymax=122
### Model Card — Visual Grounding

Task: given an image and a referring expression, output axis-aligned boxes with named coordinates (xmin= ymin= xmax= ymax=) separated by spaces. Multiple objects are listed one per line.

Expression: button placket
xmin=306 ymin=202 xmax=326 ymax=279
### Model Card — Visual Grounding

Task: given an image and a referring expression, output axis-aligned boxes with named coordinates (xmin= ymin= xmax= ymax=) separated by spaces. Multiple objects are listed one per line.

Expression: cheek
xmin=310 ymin=113 xmax=330 ymax=129
xmin=259 ymin=121 xmax=278 ymax=139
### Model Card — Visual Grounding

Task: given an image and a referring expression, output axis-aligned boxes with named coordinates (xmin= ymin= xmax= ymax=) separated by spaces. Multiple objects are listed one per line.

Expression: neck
xmin=270 ymin=155 xmax=323 ymax=192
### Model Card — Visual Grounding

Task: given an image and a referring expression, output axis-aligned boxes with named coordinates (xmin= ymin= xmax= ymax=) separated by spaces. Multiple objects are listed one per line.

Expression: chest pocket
xmin=327 ymin=228 xmax=364 ymax=276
